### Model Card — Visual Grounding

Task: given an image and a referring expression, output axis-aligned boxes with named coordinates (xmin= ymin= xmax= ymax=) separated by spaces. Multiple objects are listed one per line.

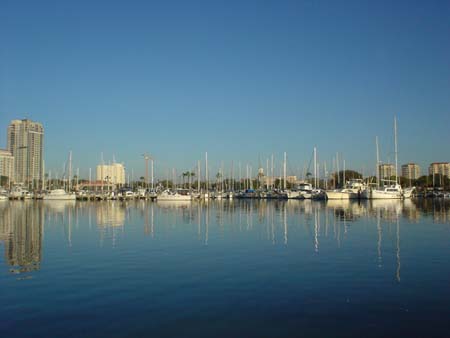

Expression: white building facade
xmin=0 ymin=149 xmax=14 ymax=184
xmin=7 ymin=119 xmax=44 ymax=184
xmin=96 ymin=163 xmax=126 ymax=185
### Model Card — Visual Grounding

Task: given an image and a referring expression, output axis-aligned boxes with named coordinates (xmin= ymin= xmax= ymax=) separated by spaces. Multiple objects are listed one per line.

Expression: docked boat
xmin=43 ymin=189 xmax=76 ymax=200
xmin=298 ymin=183 xmax=314 ymax=199
xmin=236 ymin=189 xmax=258 ymax=199
xmin=326 ymin=179 xmax=366 ymax=200
xmin=369 ymin=183 xmax=403 ymax=199
xmin=9 ymin=186 xmax=28 ymax=199
xmin=157 ymin=189 xmax=192 ymax=201
xmin=287 ymin=190 xmax=302 ymax=199
xmin=402 ymin=187 xmax=415 ymax=199
xmin=0 ymin=194 xmax=8 ymax=201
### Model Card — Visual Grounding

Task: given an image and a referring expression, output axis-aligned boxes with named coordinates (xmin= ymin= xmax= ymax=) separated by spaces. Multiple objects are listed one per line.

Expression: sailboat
xmin=369 ymin=117 xmax=403 ymax=199
xmin=157 ymin=189 xmax=192 ymax=201
xmin=43 ymin=189 xmax=76 ymax=200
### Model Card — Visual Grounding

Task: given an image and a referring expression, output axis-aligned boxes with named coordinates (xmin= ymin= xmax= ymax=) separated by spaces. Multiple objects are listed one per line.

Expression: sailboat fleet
xmin=2 ymin=117 xmax=419 ymax=201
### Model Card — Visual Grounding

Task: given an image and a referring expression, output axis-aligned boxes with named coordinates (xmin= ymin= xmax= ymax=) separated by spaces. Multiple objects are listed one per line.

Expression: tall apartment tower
xmin=0 ymin=149 xmax=14 ymax=184
xmin=96 ymin=163 xmax=126 ymax=185
xmin=401 ymin=163 xmax=421 ymax=180
xmin=378 ymin=163 xmax=395 ymax=179
xmin=7 ymin=119 xmax=44 ymax=184
xmin=428 ymin=162 xmax=450 ymax=178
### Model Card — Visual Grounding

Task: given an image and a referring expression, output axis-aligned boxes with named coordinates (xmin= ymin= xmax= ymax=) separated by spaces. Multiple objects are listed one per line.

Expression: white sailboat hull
xmin=370 ymin=189 xmax=402 ymax=199
xmin=43 ymin=189 xmax=76 ymax=200
xmin=326 ymin=190 xmax=359 ymax=200
xmin=43 ymin=194 xmax=76 ymax=200
xmin=157 ymin=194 xmax=192 ymax=201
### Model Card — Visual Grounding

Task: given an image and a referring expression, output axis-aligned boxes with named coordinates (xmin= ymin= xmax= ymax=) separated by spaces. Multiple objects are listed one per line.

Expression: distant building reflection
xmin=96 ymin=202 xmax=126 ymax=227
xmin=412 ymin=198 xmax=450 ymax=224
xmin=0 ymin=202 xmax=43 ymax=273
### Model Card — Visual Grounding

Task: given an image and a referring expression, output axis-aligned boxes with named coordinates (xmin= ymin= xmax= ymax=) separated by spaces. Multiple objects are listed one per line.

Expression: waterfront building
xmin=0 ymin=149 xmax=14 ymax=185
xmin=428 ymin=162 xmax=450 ymax=178
xmin=96 ymin=163 xmax=126 ymax=185
xmin=7 ymin=119 xmax=44 ymax=184
xmin=379 ymin=163 xmax=395 ymax=179
xmin=401 ymin=163 xmax=421 ymax=180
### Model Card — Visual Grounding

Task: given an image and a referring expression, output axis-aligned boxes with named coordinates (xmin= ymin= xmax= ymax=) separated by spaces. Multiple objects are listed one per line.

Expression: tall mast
xmin=197 ymin=160 xmax=201 ymax=192
xmin=101 ymin=152 xmax=104 ymax=193
xmin=343 ymin=159 xmax=346 ymax=186
xmin=336 ymin=152 xmax=340 ymax=187
xmin=376 ymin=136 xmax=380 ymax=188
xmin=42 ymin=160 xmax=45 ymax=191
xmin=205 ymin=152 xmax=208 ymax=192
xmin=283 ymin=152 xmax=287 ymax=191
xmin=314 ymin=147 xmax=317 ymax=189
xmin=271 ymin=154 xmax=274 ymax=190
xmin=238 ymin=161 xmax=241 ymax=191
xmin=68 ymin=151 xmax=72 ymax=191
xmin=394 ymin=116 xmax=398 ymax=184
xmin=151 ymin=157 xmax=154 ymax=190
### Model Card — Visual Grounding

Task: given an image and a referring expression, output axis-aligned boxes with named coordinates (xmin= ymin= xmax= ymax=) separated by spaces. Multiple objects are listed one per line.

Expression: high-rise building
xmin=0 ymin=149 xmax=14 ymax=184
xmin=7 ymin=119 xmax=44 ymax=184
xmin=96 ymin=163 xmax=126 ymax=185
xmin=379 ymin=163 xmax=395 ymax=179
xmin=428 ymin=162 xmax=450 ymax=178
xmin=401 ymin=163 xmax=421 ymax=180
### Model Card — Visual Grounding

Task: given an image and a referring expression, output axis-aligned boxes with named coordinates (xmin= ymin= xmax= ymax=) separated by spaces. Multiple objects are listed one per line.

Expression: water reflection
xmin=0 ymin=202 xmax=43 ymax=274
xmin=1 ymin=199 xmax=449 ymax=280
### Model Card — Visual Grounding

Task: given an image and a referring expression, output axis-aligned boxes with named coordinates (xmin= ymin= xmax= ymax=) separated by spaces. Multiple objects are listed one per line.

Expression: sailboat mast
xmin=68 ymin=151 xmax=72 ymax=191
xmin=205 ymin=152 xmax=208 ymax=192
xmin=151 ymin=157 xmax=154 ymax=190
xmin=197 ymin=160 xmax=201 ymax=192
xmin=376 ymin=136 xmax=380 ymax=188
xmin=336 ymin=152 xmax=340 ymax=187
xmin=343 ymin=159 xmax=346 ymax=186
xmin=283 ymin=152 xmax=287 ymax=191
xmin=314 ymin=147 xmax=317 ymax=189
xmin=394 ymin=117 xmax=398 ymax=184
xmin=271 ymin=154 xmax=274 ymax=190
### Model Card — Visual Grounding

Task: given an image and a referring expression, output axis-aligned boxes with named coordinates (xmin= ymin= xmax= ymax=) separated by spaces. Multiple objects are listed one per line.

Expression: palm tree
xmin=188 ymin=172 xmax=195 ymax=190
xmin=182 ymin=171 xmax=189 ymax=188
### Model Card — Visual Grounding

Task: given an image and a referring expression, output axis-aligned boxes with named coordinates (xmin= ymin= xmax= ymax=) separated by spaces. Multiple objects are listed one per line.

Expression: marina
xmin=1 ymin=1 xmax=450 ymax=336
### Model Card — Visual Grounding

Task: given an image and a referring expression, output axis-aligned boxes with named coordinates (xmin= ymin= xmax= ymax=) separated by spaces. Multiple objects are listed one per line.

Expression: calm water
xmin=0 ymin=199 xmax=449 ymax=337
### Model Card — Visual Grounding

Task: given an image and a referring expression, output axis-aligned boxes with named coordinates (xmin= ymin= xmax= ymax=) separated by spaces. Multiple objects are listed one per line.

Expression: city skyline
xmin=1 ymin=0 xmax=449 ymax=176
xmin=1 ymin=118 xmax=449 ymax=182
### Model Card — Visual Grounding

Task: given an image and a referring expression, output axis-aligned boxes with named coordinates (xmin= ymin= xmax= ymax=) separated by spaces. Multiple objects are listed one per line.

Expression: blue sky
xmin=1 ymin=0 xmax=449 ymax=179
